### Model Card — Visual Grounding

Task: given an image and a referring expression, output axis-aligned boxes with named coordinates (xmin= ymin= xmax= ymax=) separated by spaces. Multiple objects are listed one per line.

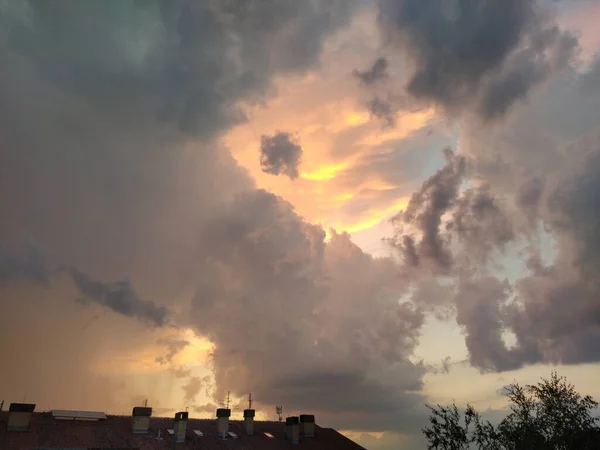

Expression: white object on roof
xmin=193 ymin=430 xmax=204 ymax=436
xmin=264 ymin=431 xmax=275 ymax=438
xmin=51 ymin=410 xmax=107 ymax=421
xmin=167 ymin=429 xmax=174 ymax=435
xmin=228 ymin=431 xmax=238 ymax=438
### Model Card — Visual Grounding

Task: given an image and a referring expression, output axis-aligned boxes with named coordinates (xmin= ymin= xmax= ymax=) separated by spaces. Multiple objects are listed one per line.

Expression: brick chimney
xmin=132 ymin=406 xmax=152 ymax=434
xmin=243 ymin=409 xmax=255 ymax=435
xmin=300 ymin=414 xmax=315 ymax=437
xmin=173 ymin=411 xmax=188 ymax=443
xmin=216 ymin=408 xmax=231 ymax=439
xmin=7 ymin=403 xmax=36 ymax=431
xmin=285 ymin=416 xmax=300 ymax=444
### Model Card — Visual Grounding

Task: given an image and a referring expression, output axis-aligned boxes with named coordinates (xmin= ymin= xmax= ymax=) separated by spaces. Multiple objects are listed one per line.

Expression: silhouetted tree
xmin=423 ymin=372 xmax=600 ymax=450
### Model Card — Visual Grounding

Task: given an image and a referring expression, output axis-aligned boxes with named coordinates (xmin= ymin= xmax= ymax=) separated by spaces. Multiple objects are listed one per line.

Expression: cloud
xmin=155 ymin=337 xmax=190 ymax=365
xmin=377 ymin=0 xmax=578 ymax=119
xmin=0 ymin=0 xmax=429 ymax=440
xmin=354 ymin=57 xmax=390 ymax=86
xmin=259 ymin=132 xmax=303 ymax=179
xmin=181 ymin=191 xmax=427 ymax=431
xmin=386 ymin=47 xmax=600 ymax=374
xmin=0 ymin=246 xmax=169 ymax=327
xmin=389 ymin=148 xmax=466 ymax=270
xmin=70 ymin=269 xmax=169 ymax=327
xmin=367 ymin=96 xmax=397 ymax=127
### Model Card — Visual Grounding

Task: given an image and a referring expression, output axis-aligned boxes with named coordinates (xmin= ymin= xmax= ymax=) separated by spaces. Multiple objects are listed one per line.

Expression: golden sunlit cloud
xmin=92 ymin=329 xmax=214 ymax=376
xmin=323 ymin=196 xmax=410 ymax=239
xmin=300 ymin=161 xmax=350 ymax=181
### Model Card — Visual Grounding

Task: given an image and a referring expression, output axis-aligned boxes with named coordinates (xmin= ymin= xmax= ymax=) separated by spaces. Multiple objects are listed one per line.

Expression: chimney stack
xmin=300 ymin=414 xmax=315 ymax=437
xmin=173 ymin=411 xmax=188 ymax=443
xmin=243 ymin=409 xmax=255 ymax=435
xmin=216 ymin=408 xmax=231 ymax=439
xmin=7 ymin=403 xmax=36 ymax=431
xmin=285 ymin=416 xmax=300 ymax=444
xmin=132 ymin=406 xmax=152 ymax=434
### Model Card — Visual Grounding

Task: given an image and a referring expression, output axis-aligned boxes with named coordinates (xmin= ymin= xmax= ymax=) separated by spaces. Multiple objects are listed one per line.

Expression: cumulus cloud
xmin=386 ymin=47 xmax=600 ymax=373
xmin=259 ymin=132 xmax=303 ymax=179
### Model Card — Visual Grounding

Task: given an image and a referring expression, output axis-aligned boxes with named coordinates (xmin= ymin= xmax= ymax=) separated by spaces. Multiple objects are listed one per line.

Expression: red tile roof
xmin=0 ymin=412 xmax=368 ymax=450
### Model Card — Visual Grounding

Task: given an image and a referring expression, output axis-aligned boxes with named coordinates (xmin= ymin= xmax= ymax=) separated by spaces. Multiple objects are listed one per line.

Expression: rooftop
xmin=0 ymin=411 xmax=368 ymax=450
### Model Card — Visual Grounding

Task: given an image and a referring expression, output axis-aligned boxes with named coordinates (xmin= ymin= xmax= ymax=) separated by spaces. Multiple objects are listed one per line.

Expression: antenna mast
xmin=248 ymin=393 xmax=253 ymax=410
xmin=276 ymin=405 xmax=283 ymax=422
xmin=226 ymin=391 xmax=231 ymax=409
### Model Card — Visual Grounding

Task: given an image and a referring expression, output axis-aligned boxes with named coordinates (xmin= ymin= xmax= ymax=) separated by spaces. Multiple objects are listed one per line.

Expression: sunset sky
xmin=1 ymin=1 xmax=600 ymax=449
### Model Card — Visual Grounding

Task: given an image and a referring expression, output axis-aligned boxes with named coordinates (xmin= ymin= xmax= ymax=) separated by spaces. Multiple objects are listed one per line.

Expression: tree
xmin=422 ymin=372 xmax=600 ymax=450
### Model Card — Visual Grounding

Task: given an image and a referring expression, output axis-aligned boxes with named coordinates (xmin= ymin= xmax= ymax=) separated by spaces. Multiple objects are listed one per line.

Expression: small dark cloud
xmin=259 ymin=132 xmax=303 ymax=180
xmin=0 ymin=246 xmax=169 ymax=327
xmin=70 ymin=269 xmax=168 ymax=327
xmin=353 ymin=57 xmax=389 ymax=86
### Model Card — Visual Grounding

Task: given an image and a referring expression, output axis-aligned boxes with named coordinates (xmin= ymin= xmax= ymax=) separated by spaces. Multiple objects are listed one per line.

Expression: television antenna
xmin=248 ymin=393 xmax=253 ymax=410
xmin=226 ymin=391 xmax=231 ymax=409
xmin=276 ymin=405 xmax=283 ymax=422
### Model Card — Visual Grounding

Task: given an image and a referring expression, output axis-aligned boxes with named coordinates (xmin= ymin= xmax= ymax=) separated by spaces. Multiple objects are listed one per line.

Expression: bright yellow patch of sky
xmin=224 ymin=70 xmax=432 ymax=237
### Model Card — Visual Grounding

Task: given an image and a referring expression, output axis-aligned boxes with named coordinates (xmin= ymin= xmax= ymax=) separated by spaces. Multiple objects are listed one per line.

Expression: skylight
xmin=193 ymin=430 xmax=204 ymax=436
xmin=228 ymin=431 xmax=238 ymax=438
xmin=167 ymin=429 xmax=174 ymax=435
xmin=264 ymin=432 xmax=275 ymax=438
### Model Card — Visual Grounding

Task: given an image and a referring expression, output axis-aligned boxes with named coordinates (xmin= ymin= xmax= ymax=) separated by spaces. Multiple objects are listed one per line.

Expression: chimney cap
xmin=9 ymin=403 xmax=35 ymax=413
xmin=175 ymin=411 xmax=189 ymax=421
xmin=243 ymin=409 xmax=255 ymax=418
xmin=286 ymin=416 xmax=299 ymax=425
xmin=300 ymin=414 xmax=315 ymax=423
xmin=216 ymin=408 xmax=231 ymax=418
xmin=132 ymin=406 xmax=152 ymax=417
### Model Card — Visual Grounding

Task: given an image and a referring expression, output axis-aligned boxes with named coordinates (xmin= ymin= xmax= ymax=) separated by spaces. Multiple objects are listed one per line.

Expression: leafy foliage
xmin=423 ymin=372 xmax=600 ymax=450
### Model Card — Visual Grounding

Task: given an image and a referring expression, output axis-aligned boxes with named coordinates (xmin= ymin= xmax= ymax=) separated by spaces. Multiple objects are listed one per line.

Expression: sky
xmin=1 ymin=1 xmax=600 ymax=449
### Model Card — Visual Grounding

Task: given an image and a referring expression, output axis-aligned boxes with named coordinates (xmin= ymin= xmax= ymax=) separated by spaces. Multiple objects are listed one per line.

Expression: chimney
xmin=300 ymin=414 xmax=315 ymax=437
xmin=216 ymin=408 xmax=231 ymax=439
xmin=243 ymin=409 xmax=255 ymax=435
xmin=132 ymin=406 xmax=152 ymax=434
xmin=285 ymin=416 xmax=300 ymax=444
xmin=7 ymin=403 xmax=36 ymax=431
xmin=173 ymin=411 xmax=188 ymax=443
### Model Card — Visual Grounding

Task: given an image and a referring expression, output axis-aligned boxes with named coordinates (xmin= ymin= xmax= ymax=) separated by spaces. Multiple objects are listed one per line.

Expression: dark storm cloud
xmin=259 ymin=132 xmax=303 ymax=179
xmin=0 ymin=0 xmax=429 ymax=436
xmin=354 ymin=57 xmax=390 ymax=86
xmin=377 ymin=0 xmax=578 ymax=119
